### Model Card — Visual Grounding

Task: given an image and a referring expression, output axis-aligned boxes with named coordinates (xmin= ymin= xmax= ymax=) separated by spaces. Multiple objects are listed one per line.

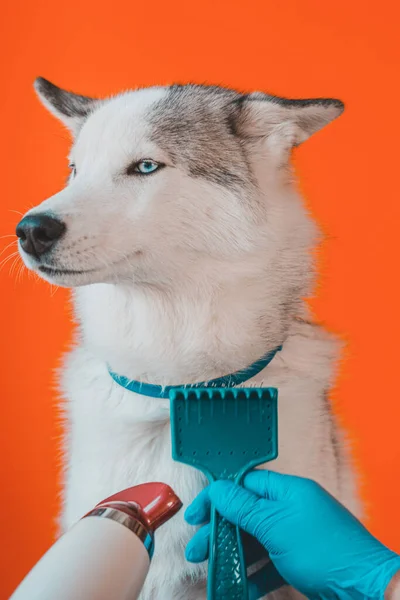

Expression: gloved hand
xmin=184 ymin=471 xmax=400 ymax=600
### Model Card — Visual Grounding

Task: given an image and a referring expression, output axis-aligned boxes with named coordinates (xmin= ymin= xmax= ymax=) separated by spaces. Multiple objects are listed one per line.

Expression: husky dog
xmin=17 ymin=78 xmax=360 ymax=599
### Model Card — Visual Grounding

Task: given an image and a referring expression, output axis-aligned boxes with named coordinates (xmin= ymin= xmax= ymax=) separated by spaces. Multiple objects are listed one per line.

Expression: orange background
xmin=1 ymin=0 xmax=399 ymax=597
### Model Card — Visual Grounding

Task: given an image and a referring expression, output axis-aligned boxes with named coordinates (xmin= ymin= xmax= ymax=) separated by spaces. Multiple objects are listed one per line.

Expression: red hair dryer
xmin=10 ymin=483 xmax=182 ymax=600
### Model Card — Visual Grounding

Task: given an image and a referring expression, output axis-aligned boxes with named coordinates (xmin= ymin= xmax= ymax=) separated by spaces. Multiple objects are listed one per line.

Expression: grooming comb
xmin=170 ymin=387 xmax=278 ymax=600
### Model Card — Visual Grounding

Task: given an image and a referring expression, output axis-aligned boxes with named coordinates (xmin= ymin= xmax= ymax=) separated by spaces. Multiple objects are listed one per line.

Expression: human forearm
xmin=385 ymin=571 xmax=400 ymax=600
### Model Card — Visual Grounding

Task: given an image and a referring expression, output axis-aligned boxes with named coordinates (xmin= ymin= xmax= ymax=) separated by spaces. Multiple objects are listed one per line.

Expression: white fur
xmin=19 ymin=83 xmax=360 ymax=599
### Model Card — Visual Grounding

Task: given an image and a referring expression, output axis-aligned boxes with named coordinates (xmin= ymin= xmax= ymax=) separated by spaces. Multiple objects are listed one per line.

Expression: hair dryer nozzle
xmin=95 ymin=482 xmax=182 ymax=532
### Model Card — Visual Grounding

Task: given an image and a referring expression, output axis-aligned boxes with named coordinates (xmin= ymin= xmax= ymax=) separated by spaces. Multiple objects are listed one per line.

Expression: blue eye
xmin=138 ymin=160 xmax=158 ymax=174
xmin=129 ymin=159 xmax=162 ymax=176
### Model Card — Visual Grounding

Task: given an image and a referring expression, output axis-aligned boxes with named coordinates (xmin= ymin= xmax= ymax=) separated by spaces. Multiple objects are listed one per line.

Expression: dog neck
xmin=74 ymin=254 xmax=301 ymax=386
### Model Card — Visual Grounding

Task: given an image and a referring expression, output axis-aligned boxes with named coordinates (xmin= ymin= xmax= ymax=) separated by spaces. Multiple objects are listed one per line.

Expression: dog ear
xmin=34 ymin=77 xmax=99 ymax=135
xmin=233 ymin=93 xmax=344 ymax=148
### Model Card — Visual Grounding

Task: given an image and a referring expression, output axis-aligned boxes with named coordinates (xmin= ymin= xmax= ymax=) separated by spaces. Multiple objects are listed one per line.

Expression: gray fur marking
xmin=323 ymin=389 xmax=341 ymax=483
xmin=149 ymin=84 xmax=254 ymax=190
xmin=35 ymin=77 xmax=96 ymax=119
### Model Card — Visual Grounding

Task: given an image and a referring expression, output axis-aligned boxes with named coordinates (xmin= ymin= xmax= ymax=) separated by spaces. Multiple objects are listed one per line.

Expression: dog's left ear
xmin=34 ymin=77 xmax=99 ymax=136
xmin=233 ymin=93 xmax=344 ymax=149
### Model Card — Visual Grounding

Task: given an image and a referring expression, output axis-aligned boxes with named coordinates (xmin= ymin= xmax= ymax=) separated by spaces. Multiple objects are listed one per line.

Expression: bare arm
xmin=386 ymin=571 xmax=400 ymax=600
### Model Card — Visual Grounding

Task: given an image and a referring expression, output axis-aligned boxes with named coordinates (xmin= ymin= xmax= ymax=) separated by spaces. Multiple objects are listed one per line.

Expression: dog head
xmin=16 ymin=78 xmax=343 ymax=288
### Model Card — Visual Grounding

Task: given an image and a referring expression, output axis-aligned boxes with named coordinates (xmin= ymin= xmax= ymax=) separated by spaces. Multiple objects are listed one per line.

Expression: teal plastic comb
xmin=170 ymin=387 xmax=278 ymax=600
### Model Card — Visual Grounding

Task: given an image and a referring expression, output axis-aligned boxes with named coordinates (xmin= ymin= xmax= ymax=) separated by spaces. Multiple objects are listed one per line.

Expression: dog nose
xmin=16 ymin=214 xmax=66 ymax=258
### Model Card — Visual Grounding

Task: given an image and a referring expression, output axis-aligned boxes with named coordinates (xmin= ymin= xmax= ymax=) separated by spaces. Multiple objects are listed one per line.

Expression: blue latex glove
xmin=184 ymin=471 xmax=400 ymax=600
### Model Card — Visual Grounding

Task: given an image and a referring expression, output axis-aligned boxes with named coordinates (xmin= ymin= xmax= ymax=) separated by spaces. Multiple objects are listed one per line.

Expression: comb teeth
xmin=178 ymin=388 xmax=268 ymax=400
xmin=173 ymin=388 xmax=275 ymax=426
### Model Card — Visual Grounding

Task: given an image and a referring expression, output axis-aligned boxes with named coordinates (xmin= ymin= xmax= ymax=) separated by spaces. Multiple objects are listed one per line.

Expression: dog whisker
xmin=0 ymin=239 xmax=18 ymax=259
xmin=0 ymin=251 xmax=20 ymax=271
xmin=9 ymin=255 xmax=22 ymax=278
xmin=32 ymin=271 xmax=42 ymax=284
xmin=50 ymin=282 xmax=60 ymax=297
xmin=16 ymin=260 xmax=26 ymax=284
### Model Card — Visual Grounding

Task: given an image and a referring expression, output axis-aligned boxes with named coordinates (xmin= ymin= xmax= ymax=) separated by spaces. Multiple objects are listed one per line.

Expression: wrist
xmin=356 ymin=555 xmax=400 ymax=600
xmin=385 ymin=570 xmax=400 ymax=600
